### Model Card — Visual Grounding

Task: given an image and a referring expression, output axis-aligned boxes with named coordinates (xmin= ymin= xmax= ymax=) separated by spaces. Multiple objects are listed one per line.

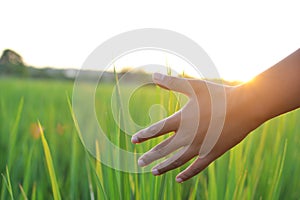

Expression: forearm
xmin=245 ymin=49 xmax=300 ymax=124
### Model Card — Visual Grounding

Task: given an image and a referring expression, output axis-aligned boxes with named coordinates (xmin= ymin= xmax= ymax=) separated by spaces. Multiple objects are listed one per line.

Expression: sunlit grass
xmin=0 ymin=77 xmax=299 ymax=199
xmin=1 ymin=167 xmax=14 ymax=200
xmin=39 ymin=121 xmax=61 ymax=200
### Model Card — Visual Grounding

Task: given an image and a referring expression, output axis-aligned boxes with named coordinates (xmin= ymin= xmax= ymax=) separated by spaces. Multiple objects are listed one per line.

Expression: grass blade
xmin=38 ymin=121 xmax=61 ymax=200
xmin=1 ymin=166 xmax=14 ymax=200
xmin=8 ymin=97 xmax=24 ymax=169
xmin=269 ymin=139 xmax=288 ymax=200
xmin=207 ymin=162 xmax=218 ymax=200
xmin=30 ymin=183 xmax=36 ymax=200
xmin=95 ymin=140 xmax=108 ymax=200
xmin=19 ymin=184 xmax=28 ymax=200
xmin=85 ymin=156 xmax=95 ymax=200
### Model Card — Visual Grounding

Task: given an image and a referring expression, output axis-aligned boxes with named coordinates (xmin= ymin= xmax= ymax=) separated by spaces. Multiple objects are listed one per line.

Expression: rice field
xmin=0 ymin=77 xmax=300 ymax=199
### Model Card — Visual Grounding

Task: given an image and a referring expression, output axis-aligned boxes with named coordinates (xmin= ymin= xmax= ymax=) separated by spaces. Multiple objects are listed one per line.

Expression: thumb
xmin=152 ymin=73 xmax=193 ymax=95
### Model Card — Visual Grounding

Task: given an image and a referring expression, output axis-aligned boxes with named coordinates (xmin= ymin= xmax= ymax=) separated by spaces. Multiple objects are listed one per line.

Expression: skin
xmin=131 ymin=48 xmax=300 ymax=183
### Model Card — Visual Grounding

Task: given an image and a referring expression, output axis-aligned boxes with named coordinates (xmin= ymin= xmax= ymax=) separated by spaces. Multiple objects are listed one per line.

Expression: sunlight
xmin=220 ymin=71 xmax=255 ymax=83
xmin=112 ymin=50 xmax=256 ymax=83
xmin=111 ymin=50 xmax=200 ymax=77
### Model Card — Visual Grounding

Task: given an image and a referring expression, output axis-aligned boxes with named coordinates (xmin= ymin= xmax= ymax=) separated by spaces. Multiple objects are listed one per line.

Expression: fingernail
xmin=152 ymin=168 xmax=160 ymax=176
xmin=153 ymin=73 xmax=164 ymax=81
xmin=131 ymin=135 xmax=139 ymax=143
xmin=138 ymin=159 xmax=146 ymax=167
xmin=176 ymin=177 xmax=183 ymax=183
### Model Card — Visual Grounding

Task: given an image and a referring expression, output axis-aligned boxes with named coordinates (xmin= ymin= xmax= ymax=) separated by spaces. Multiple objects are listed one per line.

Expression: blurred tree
xmin=0 ymin=49 xmax=28 ymax=77
xmin=0 ymin=49 xmax=24 ymax=66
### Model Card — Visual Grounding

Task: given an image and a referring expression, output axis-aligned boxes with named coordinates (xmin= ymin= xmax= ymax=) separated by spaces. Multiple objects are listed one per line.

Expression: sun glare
xmin=111 ymin=50 xmax=256 ymax=83
xmin=221 ymin=72 xmax=255 ymax=83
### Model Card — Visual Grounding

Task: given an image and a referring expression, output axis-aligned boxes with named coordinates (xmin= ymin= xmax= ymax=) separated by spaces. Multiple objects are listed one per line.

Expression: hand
xmin=131 ymin=73 xmax=262 ymax=183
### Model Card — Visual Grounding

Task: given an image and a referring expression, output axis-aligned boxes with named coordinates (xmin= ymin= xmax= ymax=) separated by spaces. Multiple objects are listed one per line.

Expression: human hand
xmin=131 ymin=73 xmax=262 ymax=183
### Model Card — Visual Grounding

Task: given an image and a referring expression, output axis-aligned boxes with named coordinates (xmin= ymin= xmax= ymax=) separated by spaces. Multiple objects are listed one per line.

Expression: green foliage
xmin=39 ymin=121 xmax=61 ymax=200
xmin=0 ymin=77 xmax=299 ymax=199
xmin=1 ymin=167 xmax=14 ymax=200
xmin=0 ymin=63 xmax=28 ymax=77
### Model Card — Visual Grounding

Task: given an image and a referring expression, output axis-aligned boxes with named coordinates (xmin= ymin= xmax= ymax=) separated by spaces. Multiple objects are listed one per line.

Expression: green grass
xmin=0 ymin=77 xmax=300 ymax=199
xmin=39 ymin=121 xmax=61 ymax=200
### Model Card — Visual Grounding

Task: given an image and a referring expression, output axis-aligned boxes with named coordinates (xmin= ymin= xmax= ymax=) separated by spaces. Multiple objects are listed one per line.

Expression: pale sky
xmin=1 ymin=0 xmax=299 ymax=81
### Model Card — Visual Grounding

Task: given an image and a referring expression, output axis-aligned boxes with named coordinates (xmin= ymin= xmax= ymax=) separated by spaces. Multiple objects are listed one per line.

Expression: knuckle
xmin=171 ymin=159 xmax=182 ymax=168
xmin=140 ymin=124 xmax=160 ymax=138
xmin=158 ymin=159 xmax=181 ymax=173
xmin=181 ymin=167 xmax=200 ymax=180
xmin=152 ymin=144 xmax=163 ymax=151
xmin=165 ymin=77 xmax=175 ymax=88
xmin=190 ymin=167 xmax=201 ymax=175
xmin=143 ymin=148 xmax=165 ymax=163
xmin=148 ymin=125 xmax=158 ymax=135
xmin=155 ymin=148 xmax=165 ymax=157
xmin=147 ymin=121 xmax=164 ymax=136
xmin=141 ymin=153 xmax=152 ymax=164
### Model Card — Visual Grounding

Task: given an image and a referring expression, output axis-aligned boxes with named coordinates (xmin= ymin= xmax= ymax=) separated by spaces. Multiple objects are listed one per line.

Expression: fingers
xmin=175 ymin=156 xmax=212 ymax=183
xmin=152 ymin=73 xmax=193 ymax=96
xmin=138 ymin=135 xmax=183 ymax=167
xmin=150 ymin=147 xmax=196 ymax=176
xmin=131 ymin=113 xmax=180 ymax=143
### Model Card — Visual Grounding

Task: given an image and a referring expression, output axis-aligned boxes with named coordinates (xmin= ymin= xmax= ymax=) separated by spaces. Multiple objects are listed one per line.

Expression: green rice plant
xmin=0 ymin=77 xmax=300 ymax=199
xmin=208 ymin=162 xmax=218 ymax=200
xmin=1 ymin=166 xmax=14 ymax=200
xmin=21 ymin=144 xmax=35 ymax=196
xmin=7 ymin=98 xmax=23 ymax=169
xmin=95 ymin=140 xmax=108 ymax=200
xmin=30 ymin=183 xmax=36 ymax=200
xmin=85 ymin=156 xmax=96 ymax=200
xmin=18 ymin=184 xmax=28 ymax=200
xmin=39 ymin=121 xmax=61 ymax=200
xmin=268 ymin=140 xmax=287 ymax=200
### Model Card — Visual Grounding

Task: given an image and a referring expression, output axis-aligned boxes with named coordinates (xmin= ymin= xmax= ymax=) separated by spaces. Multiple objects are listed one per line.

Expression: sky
xmin=0 ymin=0 xmax=299 ymax=81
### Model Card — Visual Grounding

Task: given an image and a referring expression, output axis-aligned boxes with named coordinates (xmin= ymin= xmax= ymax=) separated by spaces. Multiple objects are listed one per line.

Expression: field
xmin=0 ymin=77 xmax=300 ymax=200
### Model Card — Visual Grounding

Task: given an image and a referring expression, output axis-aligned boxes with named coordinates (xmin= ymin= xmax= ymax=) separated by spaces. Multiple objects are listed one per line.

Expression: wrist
xmin=230 ymin=83 xmax=266 ymax=130
xmin=240 ymin=81 xmax=271 ymax=126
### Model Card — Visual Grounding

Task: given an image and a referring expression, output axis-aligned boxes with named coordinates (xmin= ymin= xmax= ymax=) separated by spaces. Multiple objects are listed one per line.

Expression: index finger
xmin=131 ymin=113 xmax=180 ymax=143
xmin=152 ymin=73 xmax=194 ymax=96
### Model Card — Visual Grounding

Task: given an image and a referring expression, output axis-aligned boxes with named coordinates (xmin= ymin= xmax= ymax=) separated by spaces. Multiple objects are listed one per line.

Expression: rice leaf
xmin=39 ymin=121 xmax=61 ymax=200
xmin=1 ymin=166 xmax=14 ymax=200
